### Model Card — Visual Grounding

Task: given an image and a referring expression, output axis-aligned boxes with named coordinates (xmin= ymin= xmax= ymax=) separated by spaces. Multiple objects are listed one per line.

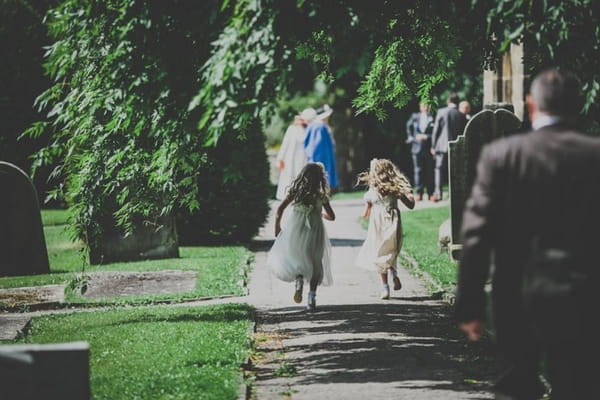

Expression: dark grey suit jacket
xmin=431 ymin=105 xmax=466 ymax=153
xmin=455 ymin=124 xmax=600 ymax=347
xmin=405 ymin=112 xmax=434 ymax=154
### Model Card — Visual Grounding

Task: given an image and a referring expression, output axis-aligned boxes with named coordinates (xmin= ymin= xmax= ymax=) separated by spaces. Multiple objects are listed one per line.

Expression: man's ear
xmin=526 ymin=94 xmax=536 ymax=119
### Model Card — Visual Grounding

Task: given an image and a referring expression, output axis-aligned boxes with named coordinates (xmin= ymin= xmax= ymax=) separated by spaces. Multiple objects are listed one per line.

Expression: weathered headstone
xmin=447 ymin=104 xmax=521 ymax=260
xmin=89 ymin=215 xmax=179 ymax=264
xmin=0 ymin=341 xmax=90 ymax=400
xmin=0 ymin=161 xmax=50 ymax=277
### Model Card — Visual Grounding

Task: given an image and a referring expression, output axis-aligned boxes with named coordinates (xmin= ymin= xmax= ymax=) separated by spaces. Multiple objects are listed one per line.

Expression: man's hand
xmin=416 ymin=133 xmax=428 ymax=142
xmin=277 ymin=160 xmax=285 ymax=170
xmin=459 ymin=320 xmax=484 ymax=341
xmin=430 ymin=148 xmax=436 ymax=156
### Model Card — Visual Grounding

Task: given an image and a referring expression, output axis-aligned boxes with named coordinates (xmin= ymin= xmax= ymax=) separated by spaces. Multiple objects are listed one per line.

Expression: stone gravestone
xmin=447 ymin=104 xmax=521 ymax=260
xmin=89 ymin=215 xmax=179 ymax=264
xmin=0 ymin=161 xmax=50 ymax=277
xmin=0 ymin=341 xmax=90 ymax=400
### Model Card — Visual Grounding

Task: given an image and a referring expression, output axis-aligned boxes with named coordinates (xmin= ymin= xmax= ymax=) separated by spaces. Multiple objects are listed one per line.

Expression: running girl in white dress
xmin=356 ymin=158 xmax=415 ymax=299
xmin=267 ymin=163 xmax=335 ymax=311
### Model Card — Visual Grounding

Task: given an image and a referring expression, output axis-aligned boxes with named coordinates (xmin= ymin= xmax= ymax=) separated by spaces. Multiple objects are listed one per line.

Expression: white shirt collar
xmin=448 ymin=103 xmax=457 ymax=108
xmin=532 ymin=115 xmax=562 ymax=130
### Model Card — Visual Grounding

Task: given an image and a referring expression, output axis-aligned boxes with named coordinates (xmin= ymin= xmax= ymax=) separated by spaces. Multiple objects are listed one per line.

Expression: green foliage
xmin=354 ymin=15 xmax=461 ymax=119
xmin=25 ymin=0 xmax=219 ymax=245
xmin=188 ymin=0 xmax=287 ymax=146
xmin=484 ymin=0 xmax=600 ymax=128
xmin=12 ymin=304 xmax=253 ymax=400
xmin=25 ymin=0 xmax=273 ymax=252
xmin=177 ymin=120 xmax=270 ymax=244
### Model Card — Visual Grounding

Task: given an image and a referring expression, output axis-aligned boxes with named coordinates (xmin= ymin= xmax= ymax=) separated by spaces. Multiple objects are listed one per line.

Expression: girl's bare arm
xmin=362 ymin=202 xmax=372 ymax=218
xmin=400 ymin=193 xmax=415 ymax=210
xmin=275 ymin=197 xmax=292 ymax=235
xmin=322 ymin=200 xmax=336 ymax=221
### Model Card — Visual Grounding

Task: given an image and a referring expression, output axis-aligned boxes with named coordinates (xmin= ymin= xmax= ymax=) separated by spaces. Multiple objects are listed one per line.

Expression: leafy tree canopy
xmin=26 ymin=0 xmax=600 ymax=249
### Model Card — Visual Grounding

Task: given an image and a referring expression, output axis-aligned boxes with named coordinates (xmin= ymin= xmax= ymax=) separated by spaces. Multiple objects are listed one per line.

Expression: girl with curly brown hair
xmin=356 ymin=158 xmax=415 ymax=299
xmin=267 ymin=163 xmax=336 ymax=311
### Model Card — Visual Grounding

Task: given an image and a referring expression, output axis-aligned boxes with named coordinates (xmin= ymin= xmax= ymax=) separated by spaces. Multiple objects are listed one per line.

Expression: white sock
xmin=382 ymin=284 xmax=390 ymax=290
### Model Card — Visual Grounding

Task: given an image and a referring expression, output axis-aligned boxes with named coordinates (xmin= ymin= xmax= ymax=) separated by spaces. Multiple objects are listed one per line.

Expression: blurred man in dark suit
xmin=456 ymin=68 xmax=600 ymax=400
xmin=431 ymin=93 xmax=467 ymax=201
xmin=405 ymin=103 xmax=434 ymax=201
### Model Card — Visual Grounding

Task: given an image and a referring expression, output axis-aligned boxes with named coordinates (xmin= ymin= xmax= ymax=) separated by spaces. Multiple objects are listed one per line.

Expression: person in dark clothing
xmin=456 ymin=68 xmax=600 ymax=400
xmin=430 ymin=93 xmax=467 ymax=201
xmin=405 ymin=103 xmax=434 ymax=201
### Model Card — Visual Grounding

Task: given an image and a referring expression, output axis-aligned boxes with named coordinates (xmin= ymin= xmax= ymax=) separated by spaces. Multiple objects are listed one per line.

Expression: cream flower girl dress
xmin=267 ymin=194 xmax=333 ymax=287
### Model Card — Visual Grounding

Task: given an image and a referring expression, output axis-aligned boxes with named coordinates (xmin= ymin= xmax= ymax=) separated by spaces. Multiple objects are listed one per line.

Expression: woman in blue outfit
xmin=303 ymin=104 xmax=338 ymax=190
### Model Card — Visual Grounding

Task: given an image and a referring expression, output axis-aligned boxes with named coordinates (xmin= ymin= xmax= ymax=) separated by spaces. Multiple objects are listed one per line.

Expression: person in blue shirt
xmin=303 ymin=104 xmax=338 ymax=189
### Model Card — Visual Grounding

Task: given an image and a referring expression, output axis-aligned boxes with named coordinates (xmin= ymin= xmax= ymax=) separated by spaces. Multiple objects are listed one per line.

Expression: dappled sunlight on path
xmin=246 ymin=197 xmax=494 ymax=400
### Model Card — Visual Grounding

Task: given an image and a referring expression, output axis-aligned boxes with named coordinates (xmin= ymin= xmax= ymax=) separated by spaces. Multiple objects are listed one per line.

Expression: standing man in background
xmin=430 ymin=93 xmax=466 ymax=201
xmin=405 ymin=103 xmax=434 ymax=201
xmin=459 ymin=100 xmax=472 ymax=120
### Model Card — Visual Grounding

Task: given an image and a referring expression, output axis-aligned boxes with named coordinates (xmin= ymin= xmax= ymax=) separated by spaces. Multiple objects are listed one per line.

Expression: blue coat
xmin=304 ymin=121 xmax=338 ymax=188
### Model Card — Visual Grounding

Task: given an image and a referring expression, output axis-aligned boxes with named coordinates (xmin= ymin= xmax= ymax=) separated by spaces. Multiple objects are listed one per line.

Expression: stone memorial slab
xmin=89 ymin=215 xmax=179 ymax=264
xmin=448 ymin=105 xmax=521 ymax=260
xmin=0 ymin=284 xmax=66 ymax=311
xmin=0 ymin=315 xmax=32 ymax=340
xmin=82 ymin=269 xmax=197 ymax=299
xmin=0 ymin=161 xmax=50 ymax=277
xmin=0 ymin=341 xmax=90 ymax=400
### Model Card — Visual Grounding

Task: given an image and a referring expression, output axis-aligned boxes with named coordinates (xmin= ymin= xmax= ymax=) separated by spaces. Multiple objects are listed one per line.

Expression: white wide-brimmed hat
xmin=300 ymin=107 xmax=317 ymax=123
xmin=316 ymin=104 xmax=333 ymax=120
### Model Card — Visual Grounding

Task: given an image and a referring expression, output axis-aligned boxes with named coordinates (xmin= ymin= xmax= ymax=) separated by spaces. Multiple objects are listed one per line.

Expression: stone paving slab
xmin=0 ymin=284 xmax=66 ymax=310
xmin=0 ymin=314 xmax=31 ymax=340
xmin=82 ymin=270 xmax=197 ymax=299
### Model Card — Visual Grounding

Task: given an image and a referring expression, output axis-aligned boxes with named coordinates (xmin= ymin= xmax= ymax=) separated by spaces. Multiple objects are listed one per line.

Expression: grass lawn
xmin=0 ymin=210 xmax=252 ymax=306
xmin=331 ymin=190 xmax=364 ymax=200
xmin=401 ymin=205 xmax=457 ymax=292
xmin=3 ymin=303 xmax=253 ymax=400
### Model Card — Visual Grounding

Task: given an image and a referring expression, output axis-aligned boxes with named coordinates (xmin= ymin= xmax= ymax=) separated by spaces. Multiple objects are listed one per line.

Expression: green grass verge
xmin=0 ymin=211 xmax=252 ymax=306
xmin=65 ymin=246 xmax=252 ymax=305
xmin=401 ymin=205 xmax=457 ymax=291
xmin=40 ymin=209 xmax=70 ymax=226
xmin=331 ymin=190 xmax=364 ymax=200
xmin=4 ymin=304 xmax=253 ymax=400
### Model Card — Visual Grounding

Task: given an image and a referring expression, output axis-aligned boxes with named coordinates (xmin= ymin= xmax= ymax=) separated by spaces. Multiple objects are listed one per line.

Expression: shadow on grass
xmin=102 ymin=303 xmax=255 ymax=327
xmin=257 ymin=302 xmax=496 ymax=395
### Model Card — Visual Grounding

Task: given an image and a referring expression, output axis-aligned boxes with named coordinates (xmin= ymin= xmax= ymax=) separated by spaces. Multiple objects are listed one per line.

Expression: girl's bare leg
xmin=294 ymin=274 xmax=304 ymax=304
xmin=390 ymin=268 xmax=402 ymax=290
xmin=380 ymin=270 xmax=390 ymax=299
xmin=307 ymin=278 xmax=318 ymax=310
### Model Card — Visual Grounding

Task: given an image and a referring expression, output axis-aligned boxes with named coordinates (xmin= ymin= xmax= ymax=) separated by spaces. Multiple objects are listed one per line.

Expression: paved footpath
xmin=244 ymin=197 xmax=495 ymax=400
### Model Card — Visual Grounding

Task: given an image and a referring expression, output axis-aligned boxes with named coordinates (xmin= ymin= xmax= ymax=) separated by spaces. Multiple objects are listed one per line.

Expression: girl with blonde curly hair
xmin=356 ymin=158 xmax=415 ymax=299
xmin=267 ymin=162 xmax=336 ymax=311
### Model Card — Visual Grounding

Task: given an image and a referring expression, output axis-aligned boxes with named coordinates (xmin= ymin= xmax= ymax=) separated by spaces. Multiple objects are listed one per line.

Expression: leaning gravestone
xmin=447 ymin=104 xmax=521 ymax=260
xmin=0 ymin=341 xmax=90 ymax=400
xmin=0 ymin=161 xmax=50 ymax=277
xmin=89 ymin=215 xmax=179 ymax=264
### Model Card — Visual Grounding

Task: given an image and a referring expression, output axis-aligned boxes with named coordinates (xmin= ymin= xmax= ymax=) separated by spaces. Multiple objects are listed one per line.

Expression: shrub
xmin=177 ymin=121 xmax=270 ymax=244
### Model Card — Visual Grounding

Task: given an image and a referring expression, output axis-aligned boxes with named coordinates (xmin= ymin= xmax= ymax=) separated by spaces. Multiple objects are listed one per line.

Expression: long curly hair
xmin=287 ymin=163 xmax=329 ymax=205
xmin=356 ymin=158 xmax=412 ymax=197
